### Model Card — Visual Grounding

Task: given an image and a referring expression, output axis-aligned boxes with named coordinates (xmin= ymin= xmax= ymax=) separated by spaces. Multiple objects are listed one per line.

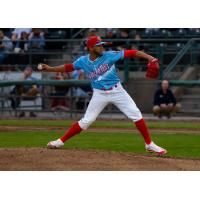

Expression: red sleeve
xmin=64 ymin=63 xmax=74 ymax=72
xmin=124 ymin=50 xmax=138 ymax=58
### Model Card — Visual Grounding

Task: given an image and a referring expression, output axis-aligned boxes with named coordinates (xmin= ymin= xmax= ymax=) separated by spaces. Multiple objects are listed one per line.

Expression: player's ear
xmin=88 ymin=46 xmax=93 ymax=52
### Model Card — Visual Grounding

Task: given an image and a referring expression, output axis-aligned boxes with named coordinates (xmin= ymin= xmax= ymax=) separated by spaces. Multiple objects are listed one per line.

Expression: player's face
xmin=92 ymin=45 xmax=104 ymax=56
xmin=162 ymin=80 xmax=169 ymax=90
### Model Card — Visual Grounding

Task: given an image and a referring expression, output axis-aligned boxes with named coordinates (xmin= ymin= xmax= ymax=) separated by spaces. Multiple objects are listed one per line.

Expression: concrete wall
xmin=173 ymin=65 xmax=200 ymax=97
xmin=125 ymin=78 xmax=158 ymax=113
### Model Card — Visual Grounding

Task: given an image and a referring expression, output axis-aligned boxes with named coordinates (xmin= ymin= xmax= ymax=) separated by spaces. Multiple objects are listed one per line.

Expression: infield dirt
xmin=0 ymin=147 xmax=200 ymax=170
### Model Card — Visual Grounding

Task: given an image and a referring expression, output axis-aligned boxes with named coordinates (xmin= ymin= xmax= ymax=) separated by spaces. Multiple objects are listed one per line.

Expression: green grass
xmin=0 ymin=130 xmax=199 ymax=159
xmin=0 ymin=119 xmax=200 ymax=129
xmin=0 ymin=119 xmax=199 ymax=159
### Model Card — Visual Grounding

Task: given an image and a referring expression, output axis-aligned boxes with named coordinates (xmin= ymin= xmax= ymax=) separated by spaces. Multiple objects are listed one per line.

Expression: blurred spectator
xmin=115 ymin=29 xmax=130 ymax=50
xmin=119 ymin=29 xmax=129 ymax=38
xmin=72 ymin=69 xmax=89 ymax=96
xmin=104 ymin=28 xmax=117 ymax=50
xmin=9 ymin=67 xmax=40 ymax=117
xmin=11 ymin=28 xmax=32 ymax=42
xmin=28 ymin=28 xmax=46 ymax=38
xmin=38 ymin=28 xmax=48 ymax=37
xmin=51 ymin=72 xmax=70 ymax=112
xmin=71 ymin=69 xmax=91 ymax=110
xmin=135 ymin=33 xmax=141 ymax=41
xmin=0 ymin=66 xmax=14 ymax=95
xmin=131 ymin=32 xmax=144 ymax=51
xmin=145 ymin=28 xmax=160 ymax=35
xmin=105 ymin=28 xmax=117 ymax=39
xmin=153 ymin=80 xmax=181 ymax=118
xmin=0 ymin=30 xmax=13 ymax=64
xmin=14 ymin=31 xmax=29 ymax=53
xmin=28 ymin=28 xmax=45 ymax=49
xmin=88 ymin=28 xmax=97 ymax=37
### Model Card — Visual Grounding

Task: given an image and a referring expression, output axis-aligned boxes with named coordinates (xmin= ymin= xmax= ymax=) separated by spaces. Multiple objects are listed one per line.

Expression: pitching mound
xmin=0 ymin=148 xmax=199 ymax=170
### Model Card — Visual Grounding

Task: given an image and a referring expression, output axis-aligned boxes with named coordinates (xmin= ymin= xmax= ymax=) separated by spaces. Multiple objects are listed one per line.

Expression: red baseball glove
xmin=146 ymin=58 xmax=160 ymax=79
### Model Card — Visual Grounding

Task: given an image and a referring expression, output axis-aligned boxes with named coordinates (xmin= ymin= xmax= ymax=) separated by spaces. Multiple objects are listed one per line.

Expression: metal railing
xmin=71 ymin=28 xmax=87 ymax=38
xmin=1 ymin=38 xmax=199 ymax=82
xmin=0 ymin=80 xmax=90 ymax=87
xmin=163 ymin=38 xmax=200 ymax=78
xmin=0 ymin=80 xmax=91 ymax=118
xmin=162 ymin=80 xmax=200 ymax=86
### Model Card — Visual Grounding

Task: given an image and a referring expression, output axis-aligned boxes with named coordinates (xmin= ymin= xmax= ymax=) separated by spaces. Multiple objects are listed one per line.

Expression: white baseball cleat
xmin=145 ymin=141 xmax=167 ymax=155
xmin=47 ymin=139 xmax=64 ymax=149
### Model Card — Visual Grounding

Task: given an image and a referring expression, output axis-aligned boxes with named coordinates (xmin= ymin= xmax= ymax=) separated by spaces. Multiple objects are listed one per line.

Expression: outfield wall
xmin=126 ymin=78 xmax=158 ymax=113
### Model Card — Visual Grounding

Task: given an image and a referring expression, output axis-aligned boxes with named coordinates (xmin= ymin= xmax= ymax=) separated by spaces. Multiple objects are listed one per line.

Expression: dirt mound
xmin=0 ymin=148 xmax=199 ymax=171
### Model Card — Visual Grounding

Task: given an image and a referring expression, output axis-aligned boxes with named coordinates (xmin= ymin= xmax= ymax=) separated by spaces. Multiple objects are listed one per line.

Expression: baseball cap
xmin=86 ymin=36 xmax=107 ymax=48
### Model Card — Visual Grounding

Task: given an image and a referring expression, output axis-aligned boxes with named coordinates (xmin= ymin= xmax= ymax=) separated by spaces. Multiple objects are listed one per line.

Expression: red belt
xmin=100 ymin=84 xmax=118 ymax=91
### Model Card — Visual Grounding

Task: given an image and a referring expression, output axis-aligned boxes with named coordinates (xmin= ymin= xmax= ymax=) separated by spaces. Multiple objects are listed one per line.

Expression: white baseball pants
xmin=78 ymin=82 xmax=143 ymax=130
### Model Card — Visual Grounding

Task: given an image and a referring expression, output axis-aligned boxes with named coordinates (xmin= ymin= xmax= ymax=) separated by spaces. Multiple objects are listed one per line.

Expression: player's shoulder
xmin=104 ymin=50 xmax=121 ymax=55
xmin=104 ymin=50 xmax=123 ymax=57
xmin=79 ymin=54 xmax=88 ymax=60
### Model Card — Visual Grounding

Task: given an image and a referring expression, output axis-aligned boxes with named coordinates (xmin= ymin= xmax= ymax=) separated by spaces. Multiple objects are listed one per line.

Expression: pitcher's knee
xmin=78 ymin=117 xmax=96 ymax=130
xmin=153 ymin=105 xmax=160 ymax=114
xmin=129 ymin=109 xmax=143 ymax=122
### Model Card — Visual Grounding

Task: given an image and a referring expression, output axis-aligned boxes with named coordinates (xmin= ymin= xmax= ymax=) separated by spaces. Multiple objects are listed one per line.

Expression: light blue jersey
xmin=73 ymin=50 xmax=124 ymax=90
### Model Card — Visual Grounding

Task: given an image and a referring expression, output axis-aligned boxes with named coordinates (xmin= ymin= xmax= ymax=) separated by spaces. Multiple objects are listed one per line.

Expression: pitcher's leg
xmin=112 ymin=90 xmax=151 ymax=144
xmin=47 ymin=92 xmax=108 ymax=148
xmin=112 ymin=89 xmax=167 ymax=154
xmin=78 ymin=92 xmax=108 ymax=130
xmin=60 ymin=122 xmax=82 ymax=143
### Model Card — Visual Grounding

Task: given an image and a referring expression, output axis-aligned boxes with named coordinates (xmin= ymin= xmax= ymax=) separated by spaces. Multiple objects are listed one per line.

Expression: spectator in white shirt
xmin=11 ymin=28 xmax=32 ymax=42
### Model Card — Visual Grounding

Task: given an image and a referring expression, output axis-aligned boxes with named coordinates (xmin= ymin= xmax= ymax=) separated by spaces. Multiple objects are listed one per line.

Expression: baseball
xmin=37 ymin=64 xmax=43 ymax=70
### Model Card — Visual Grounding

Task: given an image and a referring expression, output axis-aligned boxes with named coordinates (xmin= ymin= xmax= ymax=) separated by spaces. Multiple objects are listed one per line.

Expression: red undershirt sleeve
xmin=124 ymin=50 xmax=138 ymax=58
xmin=64 ymin=63 xmax=75 ymax=72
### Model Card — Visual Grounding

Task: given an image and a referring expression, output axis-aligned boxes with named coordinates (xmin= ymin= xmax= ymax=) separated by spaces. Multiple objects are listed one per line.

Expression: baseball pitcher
xmin=39 ymin=35 xmax=167 ymax=155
